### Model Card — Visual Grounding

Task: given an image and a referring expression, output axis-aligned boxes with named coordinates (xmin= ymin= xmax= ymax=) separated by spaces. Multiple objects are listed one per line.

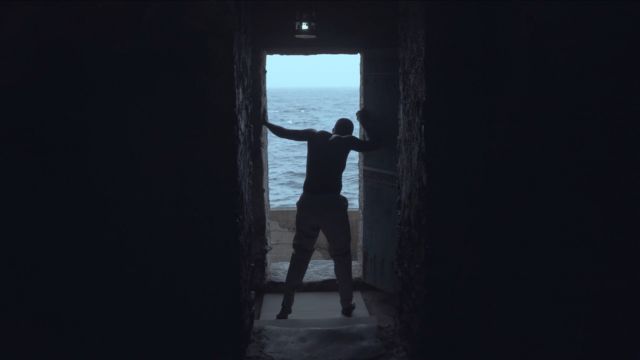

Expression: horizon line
xmin=267 ymin=85 xmax=359 ymax=89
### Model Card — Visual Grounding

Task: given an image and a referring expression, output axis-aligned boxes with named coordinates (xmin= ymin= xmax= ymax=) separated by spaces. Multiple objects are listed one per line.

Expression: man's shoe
xmin=276 ymin=308 xmax=291 ymax=320
xmin=341 ymin=303 xmax=356 ymax=317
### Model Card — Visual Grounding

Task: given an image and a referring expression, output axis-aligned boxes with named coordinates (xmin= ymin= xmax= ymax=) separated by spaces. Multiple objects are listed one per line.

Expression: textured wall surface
xmin=233 ymin=2 xmax=269 ymax=352
xmin=396 ymin=2 xmax=428 ymax=354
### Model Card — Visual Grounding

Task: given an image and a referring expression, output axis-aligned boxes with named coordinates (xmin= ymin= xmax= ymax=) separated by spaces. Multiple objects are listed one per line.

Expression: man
xmin=263 ymin=109 xmax=384 ymax=320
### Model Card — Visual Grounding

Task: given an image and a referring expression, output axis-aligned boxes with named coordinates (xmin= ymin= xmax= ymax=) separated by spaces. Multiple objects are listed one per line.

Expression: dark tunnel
xmin=3 ymin=2 xmax=639 ymax=359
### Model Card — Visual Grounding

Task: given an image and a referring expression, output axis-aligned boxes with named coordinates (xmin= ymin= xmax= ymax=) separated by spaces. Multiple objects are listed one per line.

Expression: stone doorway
xmin=263 ymin=53 xmax=364 ymax=284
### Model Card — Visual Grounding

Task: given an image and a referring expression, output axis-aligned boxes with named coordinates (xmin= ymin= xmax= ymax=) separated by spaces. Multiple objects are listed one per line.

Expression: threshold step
xmin=255 ymin=316 xmax=377 ymax=329
xmin=259 ymin=291 xmax=369 ymax=320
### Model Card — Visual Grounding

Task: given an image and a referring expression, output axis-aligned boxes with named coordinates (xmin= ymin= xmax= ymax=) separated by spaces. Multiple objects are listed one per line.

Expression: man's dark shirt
xmin=304 ymin=131 xmax=350 ymax=195
xmin=264 ymin=121 xmax=381 ymax=195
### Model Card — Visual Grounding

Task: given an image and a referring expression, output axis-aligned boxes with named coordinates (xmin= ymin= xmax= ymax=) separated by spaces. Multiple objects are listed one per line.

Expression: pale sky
xmin=266 ymin=54 xmax=360 ymax=88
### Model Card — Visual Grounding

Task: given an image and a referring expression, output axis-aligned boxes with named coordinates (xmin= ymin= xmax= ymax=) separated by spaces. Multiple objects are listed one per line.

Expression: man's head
xmin=332 ymin=118 xmax=354 ymax=136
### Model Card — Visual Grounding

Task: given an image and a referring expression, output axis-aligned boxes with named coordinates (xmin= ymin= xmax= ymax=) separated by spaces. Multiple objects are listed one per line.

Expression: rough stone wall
xmin=396 ymin=2 xmax=428 ymax=355
xmin=233 ymin=2 xmax=253 ymax=353
xmin=251 ymin=52 xmax=270 ymax=289
xmin=396 ymin=2 xmax=640 ymax=359
xmin=3 ymin=3 xmax=247 ymax=359
xmin=233 ymin=1 xmax=270 ymax=353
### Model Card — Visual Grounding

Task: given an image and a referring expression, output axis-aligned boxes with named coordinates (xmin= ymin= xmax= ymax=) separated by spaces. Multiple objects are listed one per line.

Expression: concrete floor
xmin=252 ymin=291 xmax=385 ymax=360
xmin=247 ymin=264 xmax=408 ymax=360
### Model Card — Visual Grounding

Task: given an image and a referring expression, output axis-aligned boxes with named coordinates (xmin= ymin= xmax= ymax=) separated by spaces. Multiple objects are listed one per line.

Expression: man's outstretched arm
xmin=263 ymin=121 xmax=316 ymax=141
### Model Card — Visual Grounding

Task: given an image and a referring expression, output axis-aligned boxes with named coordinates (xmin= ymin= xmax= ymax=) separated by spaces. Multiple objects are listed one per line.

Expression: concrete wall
xmin=268 ymin=208 xmax=361 ymax=262
xmin=360 ymin=48 xmax=401 ymax=292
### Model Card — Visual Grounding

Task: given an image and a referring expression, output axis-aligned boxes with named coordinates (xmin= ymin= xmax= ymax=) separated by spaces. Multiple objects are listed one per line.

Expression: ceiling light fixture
xmin=294 ymin=9 xmax=317 ymax=39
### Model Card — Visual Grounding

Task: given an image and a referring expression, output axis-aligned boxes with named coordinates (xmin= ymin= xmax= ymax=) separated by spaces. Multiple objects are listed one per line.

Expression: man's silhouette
xmin=263 ymin=109 xmax=383 ymax=320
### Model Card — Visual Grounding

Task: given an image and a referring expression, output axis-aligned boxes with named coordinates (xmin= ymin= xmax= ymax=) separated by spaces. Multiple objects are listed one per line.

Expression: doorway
xmin=249 ymin=49 xmax=402 ymax=359
xmin=264 ymin=54 xmax=364 ymax=282
xmin=260 ymin=50 xmax=400 ymax=291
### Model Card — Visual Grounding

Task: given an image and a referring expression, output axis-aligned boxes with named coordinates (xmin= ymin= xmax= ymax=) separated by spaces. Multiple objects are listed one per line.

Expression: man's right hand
xmin=356 ymin=109 xmax=369 ymax=123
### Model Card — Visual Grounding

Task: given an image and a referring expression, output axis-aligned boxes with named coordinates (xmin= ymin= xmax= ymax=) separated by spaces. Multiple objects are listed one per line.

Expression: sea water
xmin=267 ymin=87 xmax=360 ymax=208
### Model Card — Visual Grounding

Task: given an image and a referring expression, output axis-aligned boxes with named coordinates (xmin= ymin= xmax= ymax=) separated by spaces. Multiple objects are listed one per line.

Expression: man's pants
xmin=281 ymin=192 xmax=353 ymax=311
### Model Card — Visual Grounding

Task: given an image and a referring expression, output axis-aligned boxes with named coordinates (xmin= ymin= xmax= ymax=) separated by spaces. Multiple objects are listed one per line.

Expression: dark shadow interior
xmin=4 ymin=2 xmax=640 ymax=359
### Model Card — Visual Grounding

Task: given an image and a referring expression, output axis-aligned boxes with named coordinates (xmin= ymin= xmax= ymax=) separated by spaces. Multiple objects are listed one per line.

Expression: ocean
xmin=266 ymin=87 xmax=361 ymax=208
